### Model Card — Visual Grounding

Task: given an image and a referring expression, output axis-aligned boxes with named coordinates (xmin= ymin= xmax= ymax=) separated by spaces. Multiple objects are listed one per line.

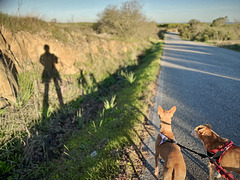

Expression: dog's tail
xmin=173 ymin=164 xmax=186 ymax=180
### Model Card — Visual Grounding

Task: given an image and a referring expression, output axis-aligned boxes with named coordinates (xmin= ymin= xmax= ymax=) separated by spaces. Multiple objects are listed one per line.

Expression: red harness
xmin=207 ymin=141 xmax=237 ymax=180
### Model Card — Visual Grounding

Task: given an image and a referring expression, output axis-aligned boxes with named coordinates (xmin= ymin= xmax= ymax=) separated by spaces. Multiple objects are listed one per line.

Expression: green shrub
xmin=179 ymin=18 xmax=240 ymax=42
xmin=96 ymin=0 xmax=158 ymax=39
xmin=212 ymin=16 xmax=228 ymax=27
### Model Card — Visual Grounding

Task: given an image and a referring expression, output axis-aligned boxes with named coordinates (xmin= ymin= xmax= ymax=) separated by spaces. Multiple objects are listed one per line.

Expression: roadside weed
xmin=121 ymin=71 xmax=136 ymax=84
xmin=76 ymin=109 xmax=83 ymax=128
xmin=104 ymin=95 xmax=116 ymax=110
xmin=16 ymin=72 xmax=34 ymax=109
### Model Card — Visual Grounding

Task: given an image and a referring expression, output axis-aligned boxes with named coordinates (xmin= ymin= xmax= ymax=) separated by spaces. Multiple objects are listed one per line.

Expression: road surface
xmin=140 ymin=33 xmax=240 ymax=179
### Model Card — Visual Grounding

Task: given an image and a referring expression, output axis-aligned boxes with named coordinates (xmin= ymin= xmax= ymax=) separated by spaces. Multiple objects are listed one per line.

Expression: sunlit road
xmin=141 ymin=33 xmax=240 ymax=179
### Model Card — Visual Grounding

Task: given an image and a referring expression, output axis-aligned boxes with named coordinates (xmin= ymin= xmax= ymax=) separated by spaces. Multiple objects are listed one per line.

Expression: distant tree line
xmin=178 ymin=16 xmax=240 ymax=42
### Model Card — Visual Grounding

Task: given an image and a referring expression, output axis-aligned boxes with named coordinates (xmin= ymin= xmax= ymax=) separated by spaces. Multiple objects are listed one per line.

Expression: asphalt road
xmin=140 ymin=33 xmax=240 ymax=180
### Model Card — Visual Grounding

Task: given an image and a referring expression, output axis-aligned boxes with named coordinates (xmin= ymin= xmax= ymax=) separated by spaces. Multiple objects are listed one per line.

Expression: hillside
xmin=0 ymin=20 xmax=148 ymax=108
xmin=0 ymin=11 xmax=163 ymax=179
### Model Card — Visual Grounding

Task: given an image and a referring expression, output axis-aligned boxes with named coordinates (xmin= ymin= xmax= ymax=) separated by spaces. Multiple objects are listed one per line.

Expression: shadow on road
xmin=140 ymin=33 xmax=240 ymax=179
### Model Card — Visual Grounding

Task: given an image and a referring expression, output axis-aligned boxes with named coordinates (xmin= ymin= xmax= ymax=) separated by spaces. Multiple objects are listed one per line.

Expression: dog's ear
xmin=158 ymin=105 xmax=164 ymax=116
xmin=204 ymin=124 xmax=211 ymax=129
xmin=169 ymin=106 xmax=176 ymax=116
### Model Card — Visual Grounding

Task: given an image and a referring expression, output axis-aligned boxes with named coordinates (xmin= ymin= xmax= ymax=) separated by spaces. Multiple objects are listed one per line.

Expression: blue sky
xmin=0 ymin=0 xmax=240 ymax=23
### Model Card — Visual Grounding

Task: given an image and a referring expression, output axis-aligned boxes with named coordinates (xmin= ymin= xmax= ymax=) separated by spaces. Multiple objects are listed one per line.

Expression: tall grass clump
xmin=121 ymin=70 xmax=136 ymax=84
xmin=15 ymin=72 xmax=34 ymax=109
xmin=104 ymin=95 xmax=117 ymax=110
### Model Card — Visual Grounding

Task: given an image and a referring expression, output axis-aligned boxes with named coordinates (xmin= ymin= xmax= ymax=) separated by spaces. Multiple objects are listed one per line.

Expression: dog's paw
xmin=214 ymin=172 xmax=221 ymax=179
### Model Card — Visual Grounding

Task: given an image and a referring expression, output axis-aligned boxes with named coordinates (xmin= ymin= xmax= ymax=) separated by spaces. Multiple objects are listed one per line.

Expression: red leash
xmin=209 ymin=158 xmax=235 ymax=180
xmin=167 ymin=138 xmax=238 ymax=179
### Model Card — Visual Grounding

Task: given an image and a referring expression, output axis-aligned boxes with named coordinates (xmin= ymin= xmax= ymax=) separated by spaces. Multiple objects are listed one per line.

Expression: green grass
xmin=219 ymin=44 xmax=240 ymax=52
xmin=49 ymin=40 xmax=164 ymax=179
xmin=204 ymin=41 xmax=240 ymax=52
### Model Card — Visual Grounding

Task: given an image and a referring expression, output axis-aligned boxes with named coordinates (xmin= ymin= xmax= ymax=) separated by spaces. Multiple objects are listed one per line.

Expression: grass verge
xmin=217 ymin=43 xmax=240 ymax=52
xmin=49 ymin=40 xmax=164 ymax=179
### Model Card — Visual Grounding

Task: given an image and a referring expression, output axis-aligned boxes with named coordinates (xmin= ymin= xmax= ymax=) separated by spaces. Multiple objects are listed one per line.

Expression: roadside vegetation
xmin=0 ymin=40 xmax=163 ymax=179
xmin=0 ymin=0 xmax=162 ymax=179
xmin=49 ymin=40 xmax=163 ymax=179
xmin=178 ymin=17 xmax=240 ymax=51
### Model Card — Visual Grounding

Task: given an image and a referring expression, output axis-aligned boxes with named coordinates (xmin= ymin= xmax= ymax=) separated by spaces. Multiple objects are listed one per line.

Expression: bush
xmin=179 ymin=18 xmax=240 ymax=42
xmin=96 ymin=0 xmax=158 ymax=39
xmin=179 ymin=25 xmax=191 ymax=39
xmin=212 ymin=16 xmax=228 ymax=27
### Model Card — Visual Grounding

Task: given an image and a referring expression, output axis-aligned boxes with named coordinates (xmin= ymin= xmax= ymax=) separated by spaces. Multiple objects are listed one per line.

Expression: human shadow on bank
xmin=40 ymin=44 xmax=64 ymax=118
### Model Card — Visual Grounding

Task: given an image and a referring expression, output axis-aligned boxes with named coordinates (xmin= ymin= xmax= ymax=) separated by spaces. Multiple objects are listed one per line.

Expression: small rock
xmin=90 ymin=151 xmax=97 ymax=157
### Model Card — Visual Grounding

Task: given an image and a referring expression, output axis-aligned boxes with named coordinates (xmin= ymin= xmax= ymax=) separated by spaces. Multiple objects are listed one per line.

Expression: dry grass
xmin=0 ymin=12 xmax=48 ymax=33
xmin=0 ymin=12 xmax=95 ymax=43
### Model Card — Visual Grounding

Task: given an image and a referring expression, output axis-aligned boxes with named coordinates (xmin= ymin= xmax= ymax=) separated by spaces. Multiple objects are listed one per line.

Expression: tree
xmin=188 ymin=19 xmax=201 ymax=26
xmin=96 ymin=0 xmax=156 ymax=39
xmin=212 ymin=16 xmax=228 ymax=27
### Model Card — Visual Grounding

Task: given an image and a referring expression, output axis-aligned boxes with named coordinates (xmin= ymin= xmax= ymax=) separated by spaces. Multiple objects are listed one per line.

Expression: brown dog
xmin=192 ymin=124 xmax=240 ymax=180
xmin=154 ymin=105 xmax=186 ymax=179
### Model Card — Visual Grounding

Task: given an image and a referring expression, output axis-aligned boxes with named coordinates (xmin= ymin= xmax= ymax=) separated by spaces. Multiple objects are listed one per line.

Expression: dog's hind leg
xmin=163 ymin=166 xmax=173 ymax=180
xmin=173 ymin=165 xmax=186 ymax=180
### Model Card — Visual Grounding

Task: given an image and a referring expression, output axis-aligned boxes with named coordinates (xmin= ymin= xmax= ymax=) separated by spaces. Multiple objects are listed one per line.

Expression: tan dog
xmin=192 ymin=124 xmax=240 ymax=180
xmin=154 ymin=105 xmax=186 ymax=179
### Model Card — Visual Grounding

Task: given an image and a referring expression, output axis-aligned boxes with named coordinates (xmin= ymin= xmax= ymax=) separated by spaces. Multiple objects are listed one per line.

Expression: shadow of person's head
xmin=44 ymin=44 xmax=50 ymax=53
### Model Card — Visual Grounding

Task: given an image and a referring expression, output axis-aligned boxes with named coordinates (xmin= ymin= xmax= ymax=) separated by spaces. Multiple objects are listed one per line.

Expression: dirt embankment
xmin=0 ymin=26 xmax=140 ymax=108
